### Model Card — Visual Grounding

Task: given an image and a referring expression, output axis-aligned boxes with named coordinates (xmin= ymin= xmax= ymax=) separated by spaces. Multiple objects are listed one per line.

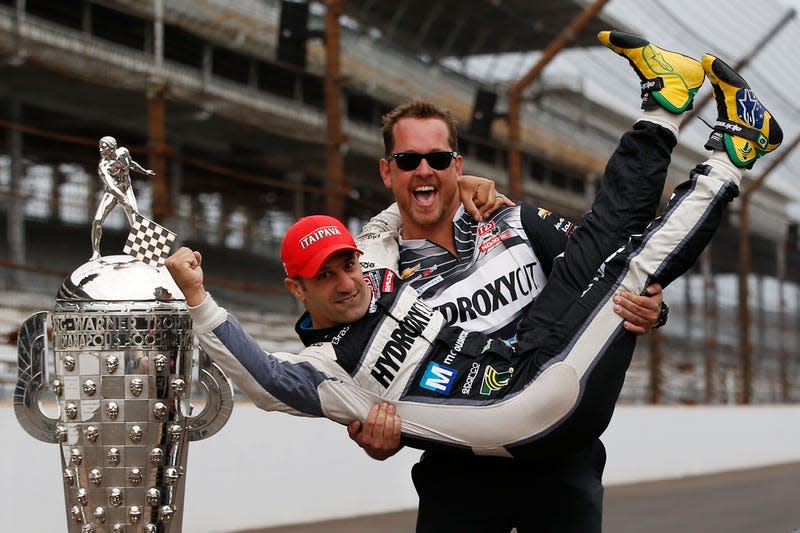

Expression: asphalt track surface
xmin=241 ymin=462 xmax=800 ymax=533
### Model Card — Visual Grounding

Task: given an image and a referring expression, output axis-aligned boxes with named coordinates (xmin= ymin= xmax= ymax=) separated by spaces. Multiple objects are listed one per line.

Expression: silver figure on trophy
xmin=91 ymin=136 xmax=155 ymax=261
xmin=14 ymin=137 xmax=234 ymax=533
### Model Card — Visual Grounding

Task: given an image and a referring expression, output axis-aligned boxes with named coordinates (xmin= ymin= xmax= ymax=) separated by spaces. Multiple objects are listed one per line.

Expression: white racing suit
xmin=189 ymin=123 xmax=739 ymax=459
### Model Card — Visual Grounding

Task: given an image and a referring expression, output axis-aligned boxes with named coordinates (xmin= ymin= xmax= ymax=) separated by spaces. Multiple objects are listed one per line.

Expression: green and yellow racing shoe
xmin=702 ymin=54 xmax=783 ymax=168
xmin=599 ymin=30 xmax=705 ymax=114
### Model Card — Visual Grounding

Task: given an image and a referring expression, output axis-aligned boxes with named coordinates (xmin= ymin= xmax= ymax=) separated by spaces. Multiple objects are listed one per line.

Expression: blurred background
xmin=0 ymin=1 xmax=799 ymax=531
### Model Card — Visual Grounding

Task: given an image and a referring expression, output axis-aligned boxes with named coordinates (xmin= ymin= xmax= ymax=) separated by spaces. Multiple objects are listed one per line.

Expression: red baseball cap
xmin=281 ymin=215 xmax=361 ymax=278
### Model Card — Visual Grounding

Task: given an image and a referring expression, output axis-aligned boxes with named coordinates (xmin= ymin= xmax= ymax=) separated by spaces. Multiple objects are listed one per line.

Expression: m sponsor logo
xmin=436 ymin=263 xmax=539 ymax=325
xmin=419 ymin=361 xmax=458 ymax=395
xmin=480 ymin=365 xmax=514 ymax=395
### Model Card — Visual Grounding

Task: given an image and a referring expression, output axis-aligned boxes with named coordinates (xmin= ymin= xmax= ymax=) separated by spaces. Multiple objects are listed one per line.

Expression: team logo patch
xmin=554 ymin=217 xmax=574 ymax=236
xmin=419 ymin=361 xmax=458 ymax=395
xmin=400 ymin=264 xmax=420 ymax=279
xmin=364 ymin=271 xmax=381 ymax=311
xmin=479 ymin=229 xmax=511 ymax=253
xmin=421 ymin=263 xmax=438 ymax=277
xmin=480 ymin=365 xmax=514 ymax=395
xmin=416 ymin=274 xmax=444 ymax=295
xmin=644 ymin=46 xmax=672 ymax=73
xmin=123 ymin=213 xmax=176 ymax=267
xmin=477 ymin=220 xmax=496 ymax=237
xmin=537 ymin=207 xmax=552 ymax=219
xmin=382 ymin=270 xmax=396 ymax=293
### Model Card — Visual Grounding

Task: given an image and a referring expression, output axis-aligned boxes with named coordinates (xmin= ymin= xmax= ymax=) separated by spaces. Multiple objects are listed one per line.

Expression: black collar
xmin=294 ymin=312 xmax=350 ymax=347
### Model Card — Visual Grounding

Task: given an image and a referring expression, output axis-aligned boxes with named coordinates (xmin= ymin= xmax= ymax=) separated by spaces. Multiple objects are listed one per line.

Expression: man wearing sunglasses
xmin=346 ymin=38 xmax=675 ymax=533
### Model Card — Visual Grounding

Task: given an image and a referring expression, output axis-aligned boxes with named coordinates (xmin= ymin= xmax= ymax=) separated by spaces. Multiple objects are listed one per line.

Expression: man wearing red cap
xmin=281 ymin=215 xmax=372 ymax=330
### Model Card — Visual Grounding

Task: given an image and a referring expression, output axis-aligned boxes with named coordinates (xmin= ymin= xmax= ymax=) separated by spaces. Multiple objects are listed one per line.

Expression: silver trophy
xmin=14 ymin=138 xmax=234 ymax=533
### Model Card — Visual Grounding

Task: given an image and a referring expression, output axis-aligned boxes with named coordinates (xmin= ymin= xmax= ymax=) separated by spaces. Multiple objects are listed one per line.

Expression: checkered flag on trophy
xmin=123 ymin=212 xmax=177 ymax=267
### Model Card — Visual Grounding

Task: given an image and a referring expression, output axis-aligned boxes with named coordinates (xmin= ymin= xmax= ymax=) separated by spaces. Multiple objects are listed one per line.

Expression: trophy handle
xmin=14 ymin=311 xmax=59 ymax=443
xmin=187 ymin=348 xmax=234 ymax=441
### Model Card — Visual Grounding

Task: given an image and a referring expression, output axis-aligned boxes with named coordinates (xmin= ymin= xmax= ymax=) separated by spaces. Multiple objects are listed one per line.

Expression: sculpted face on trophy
xmin=106 ymin=401 xmax=119 ymax=420
xmin=13 ymin=137 xmax=234 ymax=532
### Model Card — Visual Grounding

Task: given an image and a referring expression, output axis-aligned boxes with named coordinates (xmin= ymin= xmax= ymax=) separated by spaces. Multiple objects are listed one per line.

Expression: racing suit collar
xmin=295 ymin=312 xmax=350 ymax=347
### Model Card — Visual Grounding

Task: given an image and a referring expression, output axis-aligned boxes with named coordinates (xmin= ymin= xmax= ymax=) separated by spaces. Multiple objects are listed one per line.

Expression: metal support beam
xmin=154 ymin=0 xmax=164 ymax=70
xmin=684 ymin=269 xmax=693 ymax=386
xmin=777 ymin=233 xmax=789 ymax=401
xmin=148 ymin=85 xmax=170 ymax=223
xmin=435 ymin=15 xmax=468 ymax=62
xmin=202 ymin=44 xmax=213 ymax=86
xmin=737 ymin=131 xmax=800 ymax=403
xmin=81 ymin=0 xmax=91 ymax=36
xmin=325 ymin=0 xmax=346 ymax=220
xmin=7 ymin=97 xmax=25 ymax=284
xmin=169 ymin=142 xmax=185 ymax=241
xmin=413 ymin=2 xmax=444 ymax=52
xmin=385 ymin=0 xmax=410 ymax=43
xmin=13 ymin=0 xmax=27 ymax=64
xmin=738 ymin=196 xmax=753 ymax=404
xmin=506 ymin=0 xmax=609 ymax=201
xmin=649 ymin=330 xmax=663 ymax=404
xmin=701 ymin=247 xmax=717 ymax=402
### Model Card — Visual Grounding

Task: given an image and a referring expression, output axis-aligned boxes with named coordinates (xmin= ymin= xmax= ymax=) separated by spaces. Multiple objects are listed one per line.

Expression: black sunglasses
xmin=386 ymin=151 xmax=458 ymax=171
